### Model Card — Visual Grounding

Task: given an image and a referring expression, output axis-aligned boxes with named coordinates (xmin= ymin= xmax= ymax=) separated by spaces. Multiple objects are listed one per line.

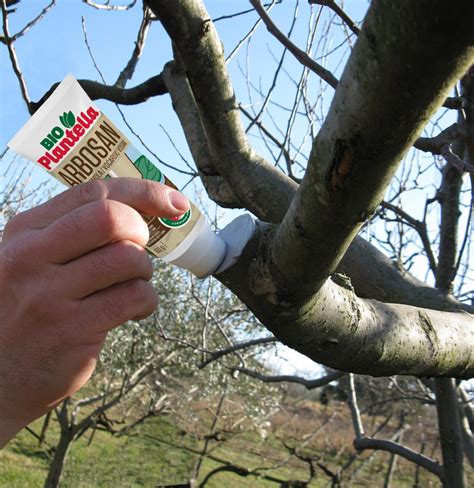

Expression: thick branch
xmin=270 ymin=0 xmax=474 ymax=301
xmin=337 ymin=237 xmax=473 ymax=314
xmin=218 ymin=222 xmax=474 ymax=378
xmin=162 ymin=60 xmax=241 ymax=209
xmin=30 ymin=74 xmax=167 ymax=114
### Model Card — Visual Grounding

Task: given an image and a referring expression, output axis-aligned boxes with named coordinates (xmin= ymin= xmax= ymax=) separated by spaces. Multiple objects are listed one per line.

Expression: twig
xmin=245 ymin=0 xmax=298 ymax=134
xmin=249 ymin=0 xmax=338 ymax=88
xmin=213 ymin=1 xmax=282 ymax=23
xmin=11 ymin=0 xmax=56 ymax=42
xmin=115 ymin=4 xmax=153 ymax=88
xmin=308 ymin=0 xmax=360 ymax=35
xmin=82 ymin=0 xmax=137 ymax=11
xmin=380 ymin=201 xmax=437 ymax=274
xmin=78 ymin=16 xmax=194 ymax=177
xmin=198 ymin=336 xmax=277 ymax=369
xmin=1 ymin=0 xmax=31 ymax=110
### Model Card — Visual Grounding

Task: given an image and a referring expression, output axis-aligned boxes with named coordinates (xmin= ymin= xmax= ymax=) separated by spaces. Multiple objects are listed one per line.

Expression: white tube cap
xmin=168 ymin=220 xmax=227 ymax=278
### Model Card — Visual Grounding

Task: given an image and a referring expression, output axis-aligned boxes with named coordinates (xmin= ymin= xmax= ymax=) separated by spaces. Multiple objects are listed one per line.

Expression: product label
xmin=37 ymin=110 xmax=200 ymax=258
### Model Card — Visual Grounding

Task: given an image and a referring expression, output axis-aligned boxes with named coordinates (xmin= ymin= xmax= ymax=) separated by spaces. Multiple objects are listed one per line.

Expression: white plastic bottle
xmin=8 ymin=74 xmax=226 ymax=278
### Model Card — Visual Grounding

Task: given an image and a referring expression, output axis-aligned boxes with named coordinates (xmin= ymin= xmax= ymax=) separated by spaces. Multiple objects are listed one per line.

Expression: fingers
xmin=60 ymin=240 xmax=153 ymax=298
xmin=36 ymin=199 xmax=150 ymax=263
xmin=4 ymin=178 xmax=189 ymax=238
xmin=77 ymin=278 xmax=158 ymax=336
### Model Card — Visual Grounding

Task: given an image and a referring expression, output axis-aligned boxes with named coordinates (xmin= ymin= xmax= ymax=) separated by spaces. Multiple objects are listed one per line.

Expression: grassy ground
xmin=0 ymin=416 xmax=195 ymax=487
xmin=0 ymin=401 xmax=461 ymax=487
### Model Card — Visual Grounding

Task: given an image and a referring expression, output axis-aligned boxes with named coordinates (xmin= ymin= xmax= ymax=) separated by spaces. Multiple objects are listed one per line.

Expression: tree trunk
xmin=43 ymin=430 xmax=73 ymax=488
xmin=39 ymin=411 xmax=52 ymax=447
xmin=435 ymin=378 xmax=466 ymax=488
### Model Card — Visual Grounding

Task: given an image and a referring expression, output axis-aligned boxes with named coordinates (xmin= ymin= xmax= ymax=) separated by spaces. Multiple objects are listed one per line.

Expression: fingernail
xmin=169 ymin=190 xmax=189 ymax=212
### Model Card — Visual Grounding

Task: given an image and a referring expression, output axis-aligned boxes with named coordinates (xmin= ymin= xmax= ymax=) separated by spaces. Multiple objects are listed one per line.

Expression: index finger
xmin=14 ymin=178 xmax=190 ymax=230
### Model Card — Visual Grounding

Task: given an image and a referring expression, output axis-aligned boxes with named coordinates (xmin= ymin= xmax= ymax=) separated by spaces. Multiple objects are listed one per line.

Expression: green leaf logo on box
xmin=59 ymin=111 xmax=75 ymax=129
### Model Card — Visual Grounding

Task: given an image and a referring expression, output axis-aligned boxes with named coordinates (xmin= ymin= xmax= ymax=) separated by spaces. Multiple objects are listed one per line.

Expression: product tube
xmin=8 ymin=74 xmax=226 ymax=278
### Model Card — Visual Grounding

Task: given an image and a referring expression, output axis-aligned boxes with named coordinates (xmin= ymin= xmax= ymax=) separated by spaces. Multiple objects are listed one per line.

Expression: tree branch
xmin=414 ymin=122 xmax=467 ymax=154
xmin=1 ymin=0 xmax=31 ymax=109
xmin=30 ymin=74 xmax=168 ymax=114
xmin=270 ymin=0 xmax=474 ymax=302
xmin=162 ymin=60 xmax=241 ymax=209
xmin=219 ymin=221 xmax=474 ymax=377
xmin=198 ymin=336 xmax=277 ymax=369
xmin=147 ymin=0 xmax=474 ymax=319
xmin=231 ymin=367 xmax=344 ymax=389
xmin=344 ymin=374 xmax=443 ymax=479
xmin=249 ymin=0 xmax=338 ymax=88
xmin=82 ymin=0 xmax=137 ymax=11
xmin=3 ymin=0 xmax=56 ymax=43
xmin=308 ymin=0 xmax=360 ymax=36
xmin=115 ymin=4 xmax=153 ymax=88
xmin=148 ymin=0 xmax=300 ymax=223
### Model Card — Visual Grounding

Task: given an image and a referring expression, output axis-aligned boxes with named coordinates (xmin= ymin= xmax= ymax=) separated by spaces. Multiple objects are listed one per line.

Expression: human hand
xmin=0 ymin=178 xmax=189 ymax=447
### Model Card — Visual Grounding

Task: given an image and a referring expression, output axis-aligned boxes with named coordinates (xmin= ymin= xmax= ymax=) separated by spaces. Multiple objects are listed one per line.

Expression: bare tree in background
xmin=2 ymin=0 xmax=474 ymax=486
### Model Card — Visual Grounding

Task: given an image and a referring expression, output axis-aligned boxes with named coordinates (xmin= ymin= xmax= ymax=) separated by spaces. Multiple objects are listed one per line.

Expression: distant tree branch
xmin=231 ymin=367 xmax=344 ymax=389
xmin=344 ymin=374 xmax=443 ymax=479
xmin=380 ymin=201 xmax=438 ymax=274
xmin=198 ymin=337 xmax=277 ymax=369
